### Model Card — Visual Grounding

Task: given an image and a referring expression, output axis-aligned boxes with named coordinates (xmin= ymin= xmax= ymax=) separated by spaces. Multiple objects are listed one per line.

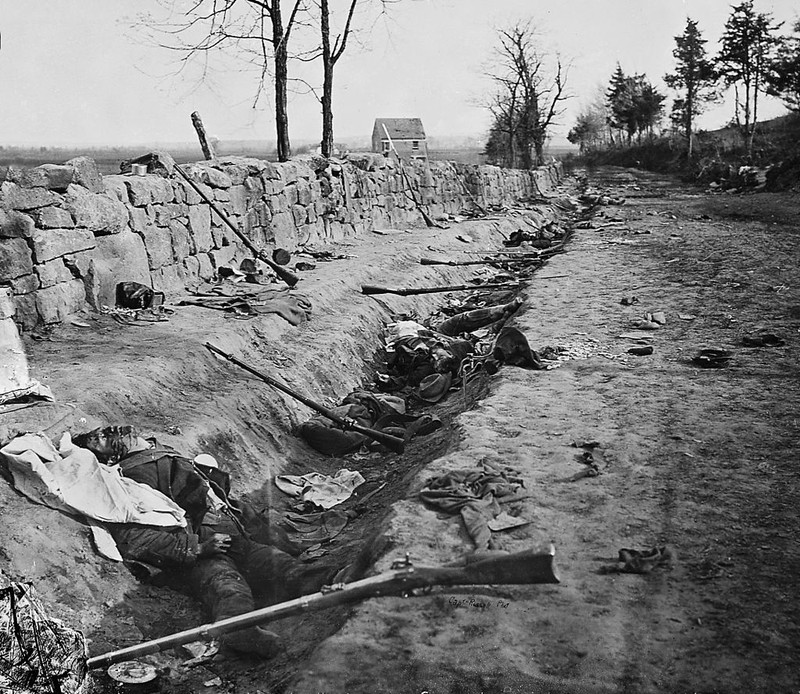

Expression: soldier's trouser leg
xmin=190 ymin=554 xmax=254 ymax=621
xmin=238 ymin=541 xmax=337 ymax=604
xmin=190 ymin=554 xmax=281 ymax=657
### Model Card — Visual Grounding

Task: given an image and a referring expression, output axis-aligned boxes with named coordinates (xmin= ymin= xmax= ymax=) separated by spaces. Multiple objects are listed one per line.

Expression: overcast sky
xmin=0 ymin=0 xmax=797 ymax=147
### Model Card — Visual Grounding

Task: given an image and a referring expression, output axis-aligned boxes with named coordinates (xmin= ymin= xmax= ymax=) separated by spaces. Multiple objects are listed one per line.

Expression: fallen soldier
xmin=297 ymin=390 xmax=441 ymax=456
xmin=72 ymin=426 xmax=355 ymax=658
xmin=435 ymin=298 xmax=523 ymax=336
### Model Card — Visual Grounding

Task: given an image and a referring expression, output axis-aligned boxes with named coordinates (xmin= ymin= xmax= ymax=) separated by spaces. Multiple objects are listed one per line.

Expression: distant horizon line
xmin=0 ymin=133 xmax=493 ymax=149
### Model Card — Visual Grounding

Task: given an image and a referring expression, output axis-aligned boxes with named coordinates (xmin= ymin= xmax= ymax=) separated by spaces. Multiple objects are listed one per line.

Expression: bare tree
xmin=314 ymin=0 xmax=398 ymax=158
xmin=486 ymin=22 xmax=568 ymax=168
xmin=133 ymin=0 xmax=307 ymax=162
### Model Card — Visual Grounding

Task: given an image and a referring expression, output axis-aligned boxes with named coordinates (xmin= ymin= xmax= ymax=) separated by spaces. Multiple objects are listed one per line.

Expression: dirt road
xmin=3 ymin=167 xmax=799 ymax=693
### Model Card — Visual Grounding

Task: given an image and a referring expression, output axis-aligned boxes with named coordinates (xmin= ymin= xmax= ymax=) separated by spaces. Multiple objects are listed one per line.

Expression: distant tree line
xmin=567 ymin=0 xmax=800 ymax=158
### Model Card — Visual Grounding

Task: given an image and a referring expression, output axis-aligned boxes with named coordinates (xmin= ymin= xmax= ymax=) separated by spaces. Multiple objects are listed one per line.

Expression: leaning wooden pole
xmin=191 ymin=112 xmax=216 ymax=161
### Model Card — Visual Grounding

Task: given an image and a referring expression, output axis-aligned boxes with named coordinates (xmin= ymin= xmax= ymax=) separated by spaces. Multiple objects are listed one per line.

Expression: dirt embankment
xmin=3 ymin=168 xmax=800 ymax=694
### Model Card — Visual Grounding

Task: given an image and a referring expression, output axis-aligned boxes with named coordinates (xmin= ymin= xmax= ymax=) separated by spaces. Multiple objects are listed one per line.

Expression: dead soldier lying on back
xmin=73 ymin=425 xmax=360 ymax=658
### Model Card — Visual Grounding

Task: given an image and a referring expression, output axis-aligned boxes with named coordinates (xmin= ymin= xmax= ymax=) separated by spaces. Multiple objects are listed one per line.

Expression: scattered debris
xmin=615 ymin=546 xmax=676 ymax=574
xmin=692 ymin=348 xmax=733 ymax=368
xmin=742 ymin=332 xmax=785 ymax=347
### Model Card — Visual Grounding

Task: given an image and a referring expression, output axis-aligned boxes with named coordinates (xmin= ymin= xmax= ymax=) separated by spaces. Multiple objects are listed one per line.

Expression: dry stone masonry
xmin=0 ymin=154 xmax=562 ymax=330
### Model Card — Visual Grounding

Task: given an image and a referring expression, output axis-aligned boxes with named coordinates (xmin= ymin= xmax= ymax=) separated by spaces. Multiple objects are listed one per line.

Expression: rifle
xmin=419 ymin=257 xmax=538 ymax=267
xmin=86 ymin=544 xmax=559 ymax=670
xmin=205 ymin=343 xmax=405 ymax=454
xmin=362 ymin=282 xmax=520 ymax=296
xmin=172 ymin=163 xmax=300 ymax=288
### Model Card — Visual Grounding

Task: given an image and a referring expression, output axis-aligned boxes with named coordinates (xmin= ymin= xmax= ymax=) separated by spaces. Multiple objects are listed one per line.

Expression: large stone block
xmin=125 ymin=176 xmax=173 ymax=206
xmin=218 ymin=162 xmax=249 ymax=185
xmin=10 ymin=273 xmax=39 ymax=295
xmin=0 ymin=238 xmax=34 ymax=278
xmin=229 ymin=185 xmax=248 ymax=215
xmin=0 ymin=181 xmax=59 ymax=210
xmin=11 ymin=293 xmax=38 ymax=331
xmin=153 ymin=203 xmax=174 ymax=228
xmin=182 ymin=255 xmax=200 ymax=282
xmin=150 ymin=264 xmax=184 ymax=296
xmin=35 ymin=259 xmax=74 ymax=288
xmin=10 ymin=165 xmax=73 ymax=191
xmin=33 ymin=206 xmax=74 ymax=230
xmin=169 ymin=219 xmax=192 ymax=260
xmin=0 ymin=210 xmax=36 ymax=238
xmin=188 ymin=205 xmax=213 ymax=252
xmin=197 ymin=253 xmax=214 ymax=281
xmin=261 ymin=162 xmax=281 ymax=181
xmin=243 ymin=176 xmax=264 ymax=200
xmin=285 ymin=184 xmax=298 ymax=206
xmin=128 ymin=206 xmax=151 ymax=233
xmin=270 ymin=212 xmax=296 ymax=249
xmin=270 ymin=193 xmax=289 ymax=214
xmin=140 ymin=225 xmax=173 ymax=270
xmin=31 ymin=228 xmax=95 ymax=263
xmin=36 ymin=165 xmax=76 ymax=192
xmin=79 ymin=230 xmax=151 ymax=309
xmin=291 ymin=204 xmax=307 ymax=226
xmin=194 ymin=165 xmax=232 ymax=189
xmin=275 ymin=161 xmax=314 ymax=184
xmin=295 ymin=178 xmax=312 ymax=207
xmin=102 ymin=175 xmax=130 ymax=203
xmin=66 ymin=157 xmax=104 ymax=193
xmin=35 ymin=280 xmax=87 ymax=324
xmin=63 ymin=185 xmax=129 ymax=235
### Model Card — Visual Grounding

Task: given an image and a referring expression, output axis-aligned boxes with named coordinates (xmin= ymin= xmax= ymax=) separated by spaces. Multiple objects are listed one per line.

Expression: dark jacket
xmin=107 ymin=448 xmax=229 ymax=569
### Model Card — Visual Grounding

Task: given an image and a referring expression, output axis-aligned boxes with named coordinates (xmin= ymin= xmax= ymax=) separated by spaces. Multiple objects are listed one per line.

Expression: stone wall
xmin=0 ymin=153 xmax=562 ymax=330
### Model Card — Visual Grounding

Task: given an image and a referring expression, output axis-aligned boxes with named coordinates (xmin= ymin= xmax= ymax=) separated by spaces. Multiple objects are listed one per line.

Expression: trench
xmin=31 ymin=185 xmax=583 ymax=693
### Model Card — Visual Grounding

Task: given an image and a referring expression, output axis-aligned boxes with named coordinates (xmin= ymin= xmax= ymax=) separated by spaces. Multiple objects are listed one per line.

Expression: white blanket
xmin=0 ymin=433 xmax=186 ymax=560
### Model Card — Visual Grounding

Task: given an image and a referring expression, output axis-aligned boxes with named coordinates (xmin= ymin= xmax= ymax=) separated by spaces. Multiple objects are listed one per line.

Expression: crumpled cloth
xmin=275 ymin=469 xmax=365 ymax=509
xmin=419 ymin=465 xmax=524 ymax=549
xmin=180 ymin=285 xmax=312 ymax=325
xmin=0 ymin=433 xmax=186 ymax=560
xmin=283 ymin=509 xmax=350 ymax=545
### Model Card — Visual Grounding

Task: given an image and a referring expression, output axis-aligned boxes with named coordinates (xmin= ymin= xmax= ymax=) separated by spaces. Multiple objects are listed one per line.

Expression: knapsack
xmin=0 ymin=583 xmax=87 ymax=694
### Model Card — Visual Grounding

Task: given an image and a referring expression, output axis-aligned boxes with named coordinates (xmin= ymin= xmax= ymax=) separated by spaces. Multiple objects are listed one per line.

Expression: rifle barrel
xmin=361 ymin=282 xmax=520 ymax=296
xmin=205 ymin=343 xmax=405 ymax=453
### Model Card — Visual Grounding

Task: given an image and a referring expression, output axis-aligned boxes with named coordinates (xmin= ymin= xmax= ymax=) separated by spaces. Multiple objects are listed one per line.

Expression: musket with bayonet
xmin=205 ymin=343 xmax=406 ymax=454
xmin=87 ymin=544 xmax=559 ymax=669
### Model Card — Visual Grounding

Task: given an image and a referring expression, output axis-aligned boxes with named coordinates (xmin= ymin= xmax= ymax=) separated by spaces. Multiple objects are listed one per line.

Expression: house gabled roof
xmin=373 ymin=118 xmax=426 ymax=141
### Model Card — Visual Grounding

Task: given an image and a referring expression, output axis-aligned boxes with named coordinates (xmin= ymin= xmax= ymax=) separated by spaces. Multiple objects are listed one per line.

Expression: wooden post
xmin=191 ymin=111 xmax=216 ymax=161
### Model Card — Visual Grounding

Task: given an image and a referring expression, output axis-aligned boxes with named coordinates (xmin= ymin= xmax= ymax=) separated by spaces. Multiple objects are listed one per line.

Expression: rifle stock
xmin=362 ymin=282 xmax=520 ymax=296
xmin=205 ymin=343 xmax=405 ymax=454
xmin=86 ymin=545 xmax=558 ymax=670
xmin=172 ymin=163 xmax=299 ymax=288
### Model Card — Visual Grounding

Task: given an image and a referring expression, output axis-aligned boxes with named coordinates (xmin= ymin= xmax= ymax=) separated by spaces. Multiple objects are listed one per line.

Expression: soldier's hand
xmin=199 ymin=533 xmax=232 ymax=557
